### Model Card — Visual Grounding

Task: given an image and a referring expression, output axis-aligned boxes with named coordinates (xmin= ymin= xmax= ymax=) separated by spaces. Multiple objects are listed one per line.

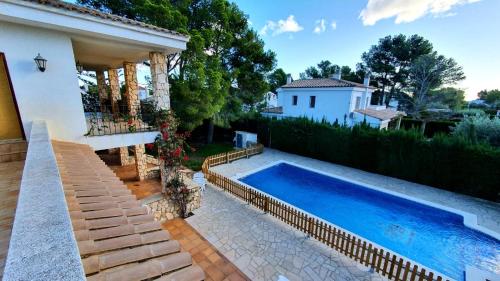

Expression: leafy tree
xmin=478 ymin=89 xmax=500 ymax=108
xmin=405 ymin=52 xmax=465 ymax=133
xmin=268 ymin=68 xmax=287 ymax=93
xmin=78 ymin=0 xmax=276 ymax=143
xmin=428 ymin=87 xmax=465 ymax=110
xmin=360 ymin=34 xmax=433 ymax=105
xmin=299 ymin=60 xmax=363 ymax=82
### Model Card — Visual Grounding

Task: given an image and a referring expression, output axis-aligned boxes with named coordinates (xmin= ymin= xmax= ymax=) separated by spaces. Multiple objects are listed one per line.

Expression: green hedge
xmin=399 ymin=118 xmax=457 ymax=137
xmin=268 ymin=118 xmax=500 ymax=202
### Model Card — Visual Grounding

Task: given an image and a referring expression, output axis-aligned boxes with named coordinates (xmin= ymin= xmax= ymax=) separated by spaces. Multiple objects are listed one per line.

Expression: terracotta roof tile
xmin=282 ymin=78 xmax=375 ymax=89
xmin=354 ymin=108 xmax=406 ymax=121
xmin=23 ymin=0 xmax=188 ymax=39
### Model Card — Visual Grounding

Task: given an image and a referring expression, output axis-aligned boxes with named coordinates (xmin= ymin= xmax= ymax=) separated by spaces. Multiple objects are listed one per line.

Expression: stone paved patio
xmin=187 ymin=184 xmax=385 ymax=281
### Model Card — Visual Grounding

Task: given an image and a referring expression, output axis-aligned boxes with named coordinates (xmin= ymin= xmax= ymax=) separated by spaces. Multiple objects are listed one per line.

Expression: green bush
xmin=400 ymin=118 xmax=456 ymax=137
xmin=451 ymin=114 xmax=500 ymax=147
xmin=266 ymin=117 xmax=499 ymax=201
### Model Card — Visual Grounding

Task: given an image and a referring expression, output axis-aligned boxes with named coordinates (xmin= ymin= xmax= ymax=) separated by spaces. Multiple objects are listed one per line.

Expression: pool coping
xmin=230 ymin=160 xmax=499 ymax=281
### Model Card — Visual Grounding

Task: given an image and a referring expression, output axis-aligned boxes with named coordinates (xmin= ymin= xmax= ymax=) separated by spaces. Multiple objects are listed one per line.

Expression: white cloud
xmin=331 ymin=21 xmax=337 ymax=30
xmin=313 ymin=19 xmax=326 ymax=34
xmin=359 ymin=0 xmax=480 ymax=26
xmin=259 ymin=15 xmax=304 ymax=36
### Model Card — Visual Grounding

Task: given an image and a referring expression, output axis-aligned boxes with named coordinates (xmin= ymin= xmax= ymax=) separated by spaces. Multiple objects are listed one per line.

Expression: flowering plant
xmin=155 ymin=110 xmax=192 ymax=218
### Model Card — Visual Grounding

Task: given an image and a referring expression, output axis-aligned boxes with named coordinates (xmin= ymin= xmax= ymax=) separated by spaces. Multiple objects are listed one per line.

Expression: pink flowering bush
xmin=155 ymin=110 xmax=193 ymax=218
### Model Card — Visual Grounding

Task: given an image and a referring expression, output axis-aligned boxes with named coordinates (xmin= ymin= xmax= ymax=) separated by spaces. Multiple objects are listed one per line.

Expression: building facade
xmin=263 ymin=74 xmax=404 ymax=129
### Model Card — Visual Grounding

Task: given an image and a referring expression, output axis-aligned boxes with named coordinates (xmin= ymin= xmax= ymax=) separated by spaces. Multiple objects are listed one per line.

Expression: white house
xmin=0 ymin=0 xmax=189 ymax=179
xmin=262 ymin=91 xmax=278 ymax=108
xmin=262 ymin=73 xmax=405 ymax=129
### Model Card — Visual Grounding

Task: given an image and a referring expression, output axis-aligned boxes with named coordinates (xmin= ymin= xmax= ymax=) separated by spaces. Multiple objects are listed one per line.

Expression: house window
xmin=355 ymin=96 xmax=361 ymax=109
xmin=309 ymin=96 xmax=316 ymax=108
xmin=366 ymin=97 xmax=371 ymax=108
xmin=292 ymin=95 xmax=298 ymax=105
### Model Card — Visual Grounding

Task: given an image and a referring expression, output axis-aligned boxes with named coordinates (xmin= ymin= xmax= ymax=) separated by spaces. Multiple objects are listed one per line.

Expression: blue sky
xmin=232 ymin=0 xmax=500 ymax=100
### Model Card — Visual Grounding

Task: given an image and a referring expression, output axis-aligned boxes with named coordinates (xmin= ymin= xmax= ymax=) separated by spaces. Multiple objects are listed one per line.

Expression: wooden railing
xmin=201 ymin=145 xmax=449 ymax=281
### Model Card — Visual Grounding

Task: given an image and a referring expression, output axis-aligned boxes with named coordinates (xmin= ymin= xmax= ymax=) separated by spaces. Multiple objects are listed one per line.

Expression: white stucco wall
xmin=277 ymin=88 xmax=372 ymax=125
xmin=0 ymin=21 xmax=87 ymax=142
xmin=0 ymin=22 xmax=161 ymax=149
xmin=352 ymin=112 xmax=383 ymax=128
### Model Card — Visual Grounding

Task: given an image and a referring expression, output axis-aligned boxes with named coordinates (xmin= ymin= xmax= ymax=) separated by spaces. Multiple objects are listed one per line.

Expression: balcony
xmin=84 ymin=102 xmax=157 ymax=137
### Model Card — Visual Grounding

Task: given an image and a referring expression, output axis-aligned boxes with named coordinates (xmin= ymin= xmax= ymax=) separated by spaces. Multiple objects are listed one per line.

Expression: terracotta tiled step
xmin=157 ymin=265 xmax=205 ymax=281
xmin=70 ymin=206 xmax=148 ymax=220
xmin=0 ymin=141 xmax=27 ymax=163
xmin=78 ymin=230 xmax=171 ymax=256
xmin=68 ymin=200 xmax=141 ymax=212
xmin=72 ymin=195 xmax=137 ymax=204
xmin=72 ymin=213 xmax=155 ymax=230
xmin=74 ymin=221 xmax=163 ymax=241
xmin=0 ymin=160 xmax=24 ymax=278
xmin=52 ymin=140 xmax=204 ymax=281
xmin=86 ymin=252 xmax=193 ymax=281
xmin=66 ymin=184 xmax=129 ymax=191
xmin=82 ymin=240 xmax=181 ymax=274
xmin=74 ymin=189 xmax=131 ymax=197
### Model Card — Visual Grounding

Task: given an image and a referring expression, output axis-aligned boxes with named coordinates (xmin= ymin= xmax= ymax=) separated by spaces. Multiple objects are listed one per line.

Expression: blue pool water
xmin=239 ymin=163 xmax=500 ymax=281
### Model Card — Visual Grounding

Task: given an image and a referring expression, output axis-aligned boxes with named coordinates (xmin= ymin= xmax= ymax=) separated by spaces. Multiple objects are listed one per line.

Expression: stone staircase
xmin=0 ymin=140 xmax=27 ymax=163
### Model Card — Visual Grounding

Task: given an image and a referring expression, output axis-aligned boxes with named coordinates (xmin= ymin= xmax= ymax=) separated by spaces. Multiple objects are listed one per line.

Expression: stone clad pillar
xmin=96 ymin=70 xmax=108 ymax=113
xmin=123 ymin=62 xmax=147 ymax=180
xmin=123 ymin=62 xmax=139 ymax=116
xmin=108 ymin=69 xmax=121 ymax=116
xmin=119 ymin=147 xmax=129 ymax=166
xmin=149 ymin=52 xmax=170 ymax=110
xmin=109 ymin=68 xmax=129 ymax=166
xmin=134 ymin=144 xmax=148 ymax=180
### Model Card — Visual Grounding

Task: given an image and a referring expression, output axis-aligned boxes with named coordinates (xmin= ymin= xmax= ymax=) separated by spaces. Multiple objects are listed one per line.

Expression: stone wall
xmin=144 ymin=176 xmax=201 ymax=221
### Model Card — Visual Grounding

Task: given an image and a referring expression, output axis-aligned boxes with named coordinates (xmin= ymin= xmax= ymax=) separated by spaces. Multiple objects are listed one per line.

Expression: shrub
xmin=451 ymin=114 xmax=500 ymax=147
xmin=265 ymin=117 xmax=499 ymax=201
xmin=400 ymin=118 xmax=456 ymax=137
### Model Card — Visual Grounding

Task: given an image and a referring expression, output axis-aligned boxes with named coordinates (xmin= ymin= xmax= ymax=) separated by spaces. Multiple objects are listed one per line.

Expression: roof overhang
xmin=0 ymin=0 xmax=189 ymax=69
xmin=277 ymin=86 xmax=374 ymax=92
xmin=354 ymin=109 xmax=406 ymax=121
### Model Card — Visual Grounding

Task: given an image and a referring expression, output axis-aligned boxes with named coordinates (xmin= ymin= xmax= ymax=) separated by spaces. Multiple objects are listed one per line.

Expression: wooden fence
xmin=201 ymin=145 xmax=449 ymax=281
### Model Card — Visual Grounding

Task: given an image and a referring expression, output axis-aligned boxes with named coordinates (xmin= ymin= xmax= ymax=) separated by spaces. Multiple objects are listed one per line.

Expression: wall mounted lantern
xmin=34 ymin=53 xmax=47 ymax=72
xmin=76 ymin=61 xmax=84 ymax=73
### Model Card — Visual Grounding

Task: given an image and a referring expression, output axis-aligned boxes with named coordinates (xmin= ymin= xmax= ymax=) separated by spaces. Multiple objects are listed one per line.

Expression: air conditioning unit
xmin=234 ymin=131 xmax=257 ymax=149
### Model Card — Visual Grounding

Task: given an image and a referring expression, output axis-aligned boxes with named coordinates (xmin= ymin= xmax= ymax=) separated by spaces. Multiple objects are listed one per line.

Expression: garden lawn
xmin=184 ymin=142 xmax=234 ymax=171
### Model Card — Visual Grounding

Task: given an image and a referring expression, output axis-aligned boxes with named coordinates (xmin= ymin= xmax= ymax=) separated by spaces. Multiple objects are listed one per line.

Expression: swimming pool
xmin=238 ymin=162 xmax=500 ymax=281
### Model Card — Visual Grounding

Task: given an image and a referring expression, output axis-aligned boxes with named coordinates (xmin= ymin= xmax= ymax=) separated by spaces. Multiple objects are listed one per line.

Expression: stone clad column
xmin=109 ymin=68 xmax=129 ymax=166
xmin=150 ymin=52 xmax=171 ymax=188
xmin=123 ymin=62 xmax=147 ymax=180
xmin=149 ymin=52 xmax=170 ymax=110
xmin=118 ymin=147 xmax=129 ymax=166
xmin=96 ymin=70 xmax=108 ymax=113
xmin=108 ymin=69 xmax=121 ymax=116
xmin=123 ymin=62 xmax=139 ymax=116
xmin=134 ymin=144 xmax=148 ymax=180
